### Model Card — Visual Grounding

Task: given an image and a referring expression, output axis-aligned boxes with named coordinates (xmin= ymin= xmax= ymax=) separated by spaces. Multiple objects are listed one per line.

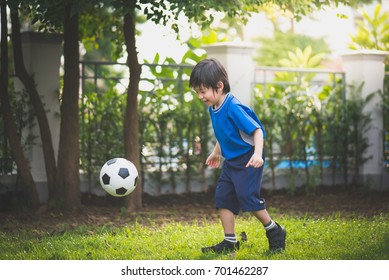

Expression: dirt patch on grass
xmin=140 ymin=186 xmax=389 ymax=218
xmin=265 ymin=187 xmax=389 ymax=218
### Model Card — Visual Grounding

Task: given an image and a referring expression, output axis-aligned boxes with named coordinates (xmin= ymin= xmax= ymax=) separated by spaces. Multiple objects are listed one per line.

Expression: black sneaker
xmin=202 ymin=239 xmax=240 ymax=253
xmin=266 ymin=223 xmax=286 ymax=252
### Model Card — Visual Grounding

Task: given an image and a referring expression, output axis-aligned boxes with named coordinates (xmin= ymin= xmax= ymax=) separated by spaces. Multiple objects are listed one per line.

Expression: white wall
xmin=16 ymin=32 xmax=62 ymax=201
xmin=342 ymin=50 xmax=389 ymax=189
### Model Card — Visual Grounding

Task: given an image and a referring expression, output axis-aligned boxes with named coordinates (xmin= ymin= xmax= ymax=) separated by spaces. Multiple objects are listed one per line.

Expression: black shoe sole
xmin=201 ymin=241 xmax=240 ymax=254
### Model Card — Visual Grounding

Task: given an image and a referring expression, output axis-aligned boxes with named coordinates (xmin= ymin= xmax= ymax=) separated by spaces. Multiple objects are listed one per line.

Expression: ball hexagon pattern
xmin=99 ymin=158 xmax=138 ymax=197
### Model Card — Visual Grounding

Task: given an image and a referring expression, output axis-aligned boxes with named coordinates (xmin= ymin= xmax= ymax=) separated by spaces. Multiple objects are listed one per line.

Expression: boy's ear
xmin=217 ymin=81 xmax=224 ymax=92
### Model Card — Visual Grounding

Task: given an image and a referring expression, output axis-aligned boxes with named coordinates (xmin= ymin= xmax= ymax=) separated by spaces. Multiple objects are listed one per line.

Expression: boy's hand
xmin=206 ymin=153 xmax=221 ymax=168
xmin=246 ymin=153 xmax=264 ymax=168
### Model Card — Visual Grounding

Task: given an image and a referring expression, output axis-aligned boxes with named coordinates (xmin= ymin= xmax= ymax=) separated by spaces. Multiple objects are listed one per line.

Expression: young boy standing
xmin=189 ymin=58 xmax=286 ymax=253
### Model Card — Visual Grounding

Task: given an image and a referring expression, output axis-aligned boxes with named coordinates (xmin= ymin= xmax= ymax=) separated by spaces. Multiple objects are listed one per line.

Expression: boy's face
xmin=193 ymin=82 xmax=224 ymax=108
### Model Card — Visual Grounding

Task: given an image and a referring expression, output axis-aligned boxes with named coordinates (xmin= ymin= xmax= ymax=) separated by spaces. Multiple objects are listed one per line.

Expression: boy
xmin=189 ymin=58 xmax=286 ymax=253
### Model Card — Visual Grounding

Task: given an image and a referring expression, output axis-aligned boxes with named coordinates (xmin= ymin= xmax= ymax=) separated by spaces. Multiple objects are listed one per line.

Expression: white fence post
xmin=203 ymin=42 xmax=255 ymax=106
xmin=341 ymin=50 xmax=389 ymax=189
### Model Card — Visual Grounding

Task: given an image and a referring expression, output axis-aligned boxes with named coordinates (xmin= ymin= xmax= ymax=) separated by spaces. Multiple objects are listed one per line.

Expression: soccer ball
xmin=99 ymin=158 xmax=138 ymax=197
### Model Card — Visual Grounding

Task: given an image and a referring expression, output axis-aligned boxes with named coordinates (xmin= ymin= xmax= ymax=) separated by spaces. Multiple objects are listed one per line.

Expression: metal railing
xmin=253 ymin=66 xmax=346 ymax=99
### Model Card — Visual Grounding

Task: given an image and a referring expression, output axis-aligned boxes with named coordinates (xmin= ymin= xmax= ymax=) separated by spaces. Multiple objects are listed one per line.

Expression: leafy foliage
xmin=348 ymin=3 xmax=389 ymax=51
xmin=277 ymin=46 xmax=327 ymax=83
xmin=253 ymin=42 xmax=373 ymax=192
xmin=279 ymin=46 xmax=326 ymax=68
xmin=79 ymin=42 xmax=210 ymax=194
xmin=80 ymin=88 xmax=126 ymax=179
xmin=0 ymin=86 xmax=34 ymax=175
xmin=254 ymin=31 xmax=330 ymax=67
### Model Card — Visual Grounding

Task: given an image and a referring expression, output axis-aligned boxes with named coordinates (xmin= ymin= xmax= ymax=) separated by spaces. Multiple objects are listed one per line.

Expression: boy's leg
xmin=202 ymin=160 xmax=241 ymax=254
xmin=219 ymin=208 xmax=235 ymax=234
xmin=252 ymin=208 xmax=271 ymax=225
xmin=230 ymin=150 xmax=286 ymax=252
xmin=253 ymin=209 xmax=286 ymax=251
xmin=202 ymin=208 xmax=240 ymax=253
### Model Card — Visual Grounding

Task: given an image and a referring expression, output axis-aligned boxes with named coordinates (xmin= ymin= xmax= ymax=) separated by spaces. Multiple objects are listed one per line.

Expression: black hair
xmin=189 ymin=58 xmax=230 ymax=94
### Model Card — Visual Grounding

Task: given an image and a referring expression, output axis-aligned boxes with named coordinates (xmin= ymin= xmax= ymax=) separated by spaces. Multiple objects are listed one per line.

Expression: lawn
xmin=0 ymin=188 xmax=388 ymax=260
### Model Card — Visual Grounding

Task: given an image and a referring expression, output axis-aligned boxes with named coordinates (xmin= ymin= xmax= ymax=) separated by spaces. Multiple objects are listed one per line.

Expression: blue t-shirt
xmin=209 ymin=93 xmax=265 ymax=160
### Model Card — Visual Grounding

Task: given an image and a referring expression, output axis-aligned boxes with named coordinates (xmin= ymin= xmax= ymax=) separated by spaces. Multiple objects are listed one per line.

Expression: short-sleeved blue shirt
xmin=209 ymin=93 xmax=265 ymax=160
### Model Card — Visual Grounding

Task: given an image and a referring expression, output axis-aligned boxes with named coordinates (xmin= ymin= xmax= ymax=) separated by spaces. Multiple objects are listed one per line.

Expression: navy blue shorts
xmin=215 ymin=149 xmax=266 ymax=215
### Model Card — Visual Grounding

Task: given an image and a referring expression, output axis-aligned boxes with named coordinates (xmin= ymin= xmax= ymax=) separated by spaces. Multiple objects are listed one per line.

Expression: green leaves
xmin=349 ymin=4 xmax=389 ymax=51
xmin=276 ymin=46 xmax=327 ymax=84
xmin=254 ymin=30 xmax=330 ymax=67
xmin=254 ymin=50 xmax=373 ymax=191
xmin=279 ymin=46 xmax=326 ymax=69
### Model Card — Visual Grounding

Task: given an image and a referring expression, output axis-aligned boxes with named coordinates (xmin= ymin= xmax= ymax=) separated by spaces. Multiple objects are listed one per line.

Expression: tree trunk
xmin=56 ymin=4 xmax=81 ymax=209
xmin=10 ymin=8 xmax=57 ymax=200
xmin=0 ymin=0 xmax=40 ymax=208
xmin=123 ymin=11 xmax=142 ymax=212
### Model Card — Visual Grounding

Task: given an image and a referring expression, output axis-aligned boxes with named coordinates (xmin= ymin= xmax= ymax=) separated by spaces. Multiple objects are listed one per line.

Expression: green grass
xmin=0 ymin=212 xmax=388 ymax=260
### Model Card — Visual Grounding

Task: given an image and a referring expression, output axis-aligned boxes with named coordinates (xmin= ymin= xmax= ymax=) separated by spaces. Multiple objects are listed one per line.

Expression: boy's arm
xmin=246 ymin=128 xmax=264 ymax=168
xmin=206 ymin=141 xmax=221 ymax=168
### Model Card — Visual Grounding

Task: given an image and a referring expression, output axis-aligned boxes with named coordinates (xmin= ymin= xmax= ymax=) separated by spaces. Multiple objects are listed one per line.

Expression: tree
xmin=9 ymin=5 xmax=57 ymax=200
xmin=122 ymin=2 xmax=143 ymax=211
xmin=1 ymin=0 xmax=40 ymax=208
xmin=55 ymin=3 xmax=81 ymax=209
xmin=11 ymin=0 xmax=95 ymax=209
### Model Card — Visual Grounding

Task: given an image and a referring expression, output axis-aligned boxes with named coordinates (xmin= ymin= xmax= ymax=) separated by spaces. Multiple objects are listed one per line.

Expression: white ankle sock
xmin=264 ymin=220 xmax=277 ymax=231
xmin=224 ymin=233 xmax=237 ymax=243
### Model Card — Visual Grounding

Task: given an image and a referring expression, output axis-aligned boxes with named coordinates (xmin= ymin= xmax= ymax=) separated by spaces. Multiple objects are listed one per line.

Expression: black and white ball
xmin=99 ymin=158 xmax=138 ymax=197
